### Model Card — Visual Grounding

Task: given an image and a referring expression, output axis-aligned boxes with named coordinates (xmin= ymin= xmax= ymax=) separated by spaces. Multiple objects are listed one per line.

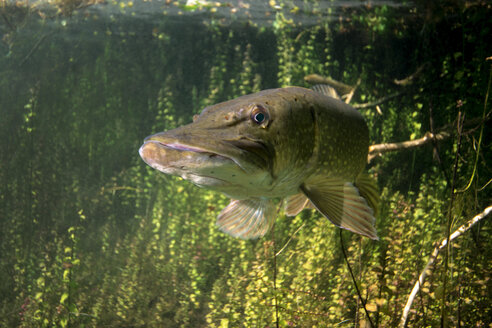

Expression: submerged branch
xmin=344 ymin=78 xmax=361 ymax=104
xmin=275 ymin=223 xmax=305 ymax=257
xmin=394 ymin=63 xmax=428 ymax=86
xmin=399 ymin=205 xmax=492 ymax=328
xmin=353 ymin=92 xmax=403 ymax=109
xmin=368 ymin=114 xmax=489 ymax=163
xmin=20 ymin=34 xmax=50 ymax=66
xmin=368 ymin=131 xmax=450 ymax=163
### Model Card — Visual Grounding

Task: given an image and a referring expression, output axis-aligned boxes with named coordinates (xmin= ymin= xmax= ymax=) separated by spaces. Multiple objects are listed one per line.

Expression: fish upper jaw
xmin=139 ymin=139 xmax=233 ymax=172
xmin=141 ymin=130 xmax=272 ymax=174
xmin=141 ymin=131 xmax=235 ymax=164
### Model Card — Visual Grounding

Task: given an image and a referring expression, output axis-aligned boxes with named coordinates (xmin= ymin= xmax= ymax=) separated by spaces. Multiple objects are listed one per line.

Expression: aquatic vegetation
xmin=0 ymin=1 xmax=490 ymax=327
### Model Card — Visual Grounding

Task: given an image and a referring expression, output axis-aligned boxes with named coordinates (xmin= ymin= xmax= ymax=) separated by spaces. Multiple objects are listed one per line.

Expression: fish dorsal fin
xmin=217 ymin=198 xmax=276 ymax=239
xmin=284 ymin=193 xmax=314 ymax=216
xmin=311 ymin=84 xmax=339 ymax=99
xmin=301 ymin=177 xmax=378 ymax=240
xmin=355 ymin=173 xmax=380 ymax=216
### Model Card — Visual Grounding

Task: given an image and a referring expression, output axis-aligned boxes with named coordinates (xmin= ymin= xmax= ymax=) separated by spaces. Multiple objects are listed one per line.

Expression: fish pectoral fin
xmin=301 ymin=177 xmax=378 ymax=240
xmin=284 ymin=193 xmax=314 ymax=216
xmin=217 ymin=198 xmax=276 ymax=239
xmin=355 ymin=173 xmax=380 ymax=216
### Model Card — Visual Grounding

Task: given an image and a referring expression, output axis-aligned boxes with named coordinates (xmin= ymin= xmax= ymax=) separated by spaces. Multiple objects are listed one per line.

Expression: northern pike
xmin=139 ymin=86 xmax=379 ymax=239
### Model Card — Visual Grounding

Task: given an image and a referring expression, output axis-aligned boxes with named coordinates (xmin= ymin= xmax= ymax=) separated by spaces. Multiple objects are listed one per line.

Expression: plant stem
xmin=441 ymin=111 xmax=464 ymax=327
xmin=339 ymin=231 xmax=374 ymax=328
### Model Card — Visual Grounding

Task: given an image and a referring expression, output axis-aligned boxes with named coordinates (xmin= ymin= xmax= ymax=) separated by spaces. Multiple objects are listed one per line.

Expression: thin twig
xmin=355 ymin=238 xmax=363 ymax=328
xmin=478 ymin=178 xmax=492 ymax=191
xmin=399 ymin=205 xmax=492 ymax=328
xmin=20 ymin=33 xmax=50 ymax=66
xmin=437 ymin=115 xmax=489 ymax=134
xmin=344 ymin=78 xmax=361 ymax=104
xmin=0 ymin=10 xmax=16 ymax=31
xmin=441 ymin=111 xmax=464 ymax=327
xmin=272 ymin=222 xmax=279 ymax=328
xmin=272 ymin=205 xmax=282 ymax=328
xmin=353 ymin=92 xmax=403 ymax=109
xmin=457 ymin=63 xmax=491 ymax=192
xmin=394 ymin=63 xmax=428 ymax=86
xmin=429 ymin=101 xmax=452 ymax=186
xmin=339 ymin=231 xmax=375 ymax=328
xmin=275 ymin=223 xmax=305 ymax=257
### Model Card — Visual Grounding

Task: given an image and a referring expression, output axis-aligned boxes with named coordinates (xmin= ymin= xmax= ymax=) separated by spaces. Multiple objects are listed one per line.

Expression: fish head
xmin=139 ymin=88 xmax=316 ymax=198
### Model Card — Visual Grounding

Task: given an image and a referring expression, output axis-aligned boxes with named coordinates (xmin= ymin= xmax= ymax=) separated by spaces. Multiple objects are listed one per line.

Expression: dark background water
xmin=1 ymin=0 xmax=491 ymax=327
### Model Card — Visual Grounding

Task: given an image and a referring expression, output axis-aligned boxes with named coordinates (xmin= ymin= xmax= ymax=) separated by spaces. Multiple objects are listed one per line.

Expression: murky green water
xmin=1 ymin=1 xmax=491 ymax=327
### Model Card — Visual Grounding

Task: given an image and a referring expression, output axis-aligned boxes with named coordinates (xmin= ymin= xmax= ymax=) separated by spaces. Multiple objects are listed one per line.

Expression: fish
xmin=139 ymin=86 xmax=379 ymax=240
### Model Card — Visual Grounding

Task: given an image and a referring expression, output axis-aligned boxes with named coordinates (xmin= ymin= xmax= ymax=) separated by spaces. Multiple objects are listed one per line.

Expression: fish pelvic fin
xmin=355 ymin=173 xmax=380 ymax=216
xmin=284 ymin=193 xmax=314 ymax=216
xmin=217 ymin=198 xmax=276 ymax=239
xmin=301 ymin=177 xmax=378 ymax=240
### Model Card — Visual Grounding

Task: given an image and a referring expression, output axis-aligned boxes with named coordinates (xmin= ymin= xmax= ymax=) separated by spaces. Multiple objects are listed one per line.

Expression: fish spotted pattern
xmin=139 ymin=86 xmax=379 ymax=239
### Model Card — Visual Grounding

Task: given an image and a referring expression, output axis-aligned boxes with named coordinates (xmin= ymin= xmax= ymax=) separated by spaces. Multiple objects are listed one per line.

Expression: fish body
xmin=139 ymin=87 xmax=378 ymax=239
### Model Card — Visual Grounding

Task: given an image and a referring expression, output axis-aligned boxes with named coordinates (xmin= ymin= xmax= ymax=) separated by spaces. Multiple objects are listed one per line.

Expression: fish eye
xmin=251 ymin=105 xmax=269 ymax=125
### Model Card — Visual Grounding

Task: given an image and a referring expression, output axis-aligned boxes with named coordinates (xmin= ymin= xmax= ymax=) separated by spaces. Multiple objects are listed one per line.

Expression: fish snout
xmin=143 ymin=131 xmax=168 ymax=143
xmin=138 ymin=141 xmax=164 ymax=169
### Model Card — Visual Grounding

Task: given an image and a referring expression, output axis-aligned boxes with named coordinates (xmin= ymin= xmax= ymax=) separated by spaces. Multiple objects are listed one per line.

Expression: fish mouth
xmin=139 ymin=139 xmax=235 ymax=170
xmin=140 ymin=131 xmax=271 ymax=174
xmin=148 ymin=140 xmax=229 ymax=159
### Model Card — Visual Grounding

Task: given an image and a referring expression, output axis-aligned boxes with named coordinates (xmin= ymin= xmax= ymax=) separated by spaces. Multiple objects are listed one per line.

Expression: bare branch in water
xmin=353 ymin=92 xmax=403 ymax=109
xmin=367 ymin=114 xmax=489 ymax=163
xmin=20 ymin=34 xmax=50 ymax=67
xmin=367 ymin=131 xmax=451 ymax=163
xmin=344 ymin=78 xmax=361 ymax=104
xmin=394 ymin=63 xmax=428 ymax=86
xmin=399 ymin=205 xmax=492 ymax=328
